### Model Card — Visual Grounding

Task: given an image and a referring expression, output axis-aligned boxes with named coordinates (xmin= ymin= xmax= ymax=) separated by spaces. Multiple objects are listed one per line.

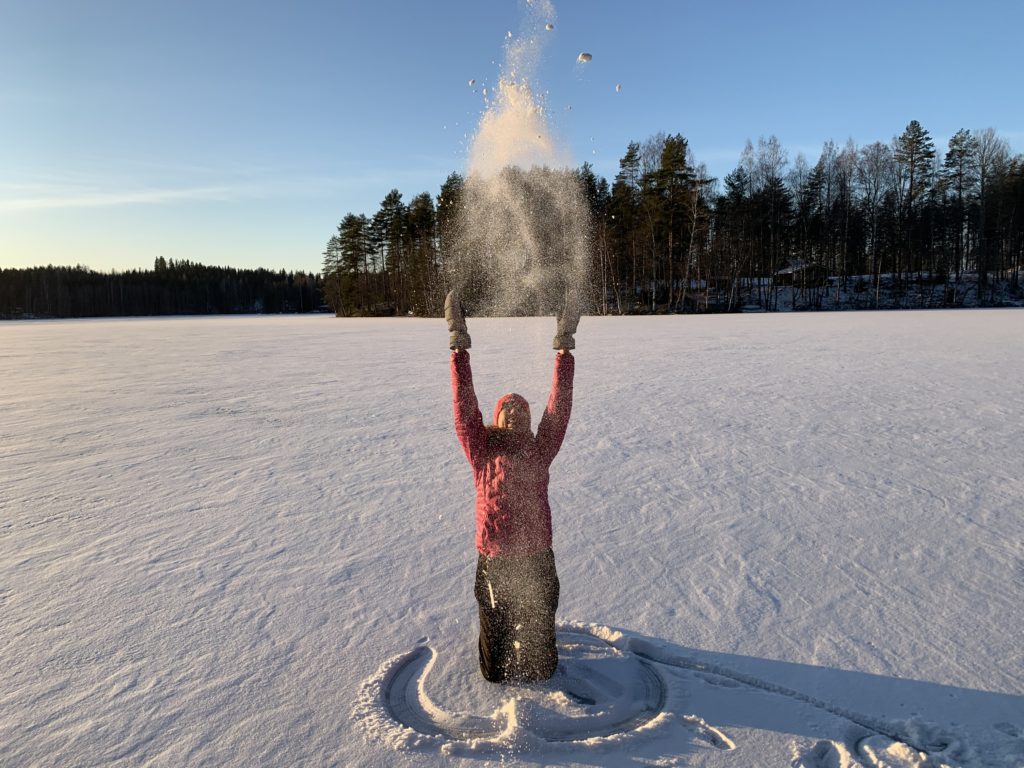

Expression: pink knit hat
xmin=493 ymin=393 xmax=530 ymax=424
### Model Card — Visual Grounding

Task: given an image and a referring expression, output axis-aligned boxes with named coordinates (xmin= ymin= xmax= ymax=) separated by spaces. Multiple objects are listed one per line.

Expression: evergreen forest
xmin=323 ymin=121 xmax=1024 ymax=316
xmin=0 ymin=259 xmax=321 ymax=319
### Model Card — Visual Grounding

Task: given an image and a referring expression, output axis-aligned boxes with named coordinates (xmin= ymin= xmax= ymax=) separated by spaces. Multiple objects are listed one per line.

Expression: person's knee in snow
xmin=449 ymin=290 xmax=576 ymax=683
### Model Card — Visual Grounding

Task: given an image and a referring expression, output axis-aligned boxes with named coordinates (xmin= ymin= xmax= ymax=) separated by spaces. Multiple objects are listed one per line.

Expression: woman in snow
xmin=445 ymin=290 xmax=579 ymax=683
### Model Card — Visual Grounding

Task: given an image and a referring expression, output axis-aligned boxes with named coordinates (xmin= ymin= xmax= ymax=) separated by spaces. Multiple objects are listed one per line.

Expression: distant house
xmin=774 ymin=260 xmax=829 ymax=287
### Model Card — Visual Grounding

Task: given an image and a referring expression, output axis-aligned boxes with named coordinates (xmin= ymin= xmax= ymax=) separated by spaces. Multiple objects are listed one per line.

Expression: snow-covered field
xmin=2 ymin=312 xmax=1022 ymax=767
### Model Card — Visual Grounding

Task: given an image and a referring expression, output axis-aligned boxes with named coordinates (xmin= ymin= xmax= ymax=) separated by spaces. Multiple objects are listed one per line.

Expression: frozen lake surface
xmin=1 ymin=312 xmax=1022 ymax=767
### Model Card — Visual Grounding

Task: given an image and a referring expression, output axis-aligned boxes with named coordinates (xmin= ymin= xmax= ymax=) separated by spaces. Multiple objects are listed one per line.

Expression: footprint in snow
xmin=994 ymin=721 xmax=1020 ymax=738
xmin=794 ymin=739 xmax=858 ymax=768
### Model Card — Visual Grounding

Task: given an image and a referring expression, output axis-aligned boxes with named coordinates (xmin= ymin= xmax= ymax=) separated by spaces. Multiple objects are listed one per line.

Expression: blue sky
xmin=2 ymin=0 xmax=1022 ymax=273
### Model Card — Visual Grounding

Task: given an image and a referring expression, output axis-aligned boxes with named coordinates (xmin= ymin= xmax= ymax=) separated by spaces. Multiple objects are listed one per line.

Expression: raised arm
xmin=451 ymin=349 xmax=487 ymax=467
xmin=536 ymin=350 xmax=574 ymax=465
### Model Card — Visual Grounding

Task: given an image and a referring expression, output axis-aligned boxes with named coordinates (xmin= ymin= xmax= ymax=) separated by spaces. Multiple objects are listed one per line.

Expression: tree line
xmin=323 ymin=121 xmax=1024 ymax=315
xmin=0 ymin=258 xmax=322 ymax=319
xmin=4 ymin=121 xmax=1020 ymax=320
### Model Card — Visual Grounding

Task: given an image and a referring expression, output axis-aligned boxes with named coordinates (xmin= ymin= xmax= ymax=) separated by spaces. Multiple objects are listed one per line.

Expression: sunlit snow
xmin=2 ymin=312 xmax=1023 ymax=767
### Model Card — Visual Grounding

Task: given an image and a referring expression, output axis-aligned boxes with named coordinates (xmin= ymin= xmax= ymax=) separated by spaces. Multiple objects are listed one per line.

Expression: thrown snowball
xmin=468 ymin=79 xmax=475 ymax=86
xmin=545 ymin=23 xmax=554 ymax=31
xmin=615 ymin=83 xmax=622 ymax=92
xmin=577 ymin=52 xmax=592 ymax=63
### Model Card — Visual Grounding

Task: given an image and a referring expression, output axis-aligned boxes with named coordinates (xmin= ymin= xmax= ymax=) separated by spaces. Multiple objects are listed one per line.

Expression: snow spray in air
xmin=450 ymin=0 xmax=592 ymax=317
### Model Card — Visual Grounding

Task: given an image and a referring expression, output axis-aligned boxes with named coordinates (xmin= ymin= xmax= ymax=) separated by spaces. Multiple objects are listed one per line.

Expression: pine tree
xmin=893 ymin=120 xmax=936 ymax=281
xmin=655 ymin=134 xmax=693 ymax=310
xmin=321 ymin=235 xmax=344 ymax=315
xmin=372 ymin=190 xmax=407 ymax=311
xmin=338 ymin=213 xmax=372 ymax=314
xmin=894 ymin=120 xmax=936 ymax=208
xmin=578 ymin=162 xmax=613 ymax=312
xmin=941 ymin=129 xmax=979 ymax=282
xmin=437 ymin=172 xmax=464 ymax=290
xmin=406 ymin=192 xmax=439 ymax=316
xmin=611 ymin=142 xmax=642 ymax=307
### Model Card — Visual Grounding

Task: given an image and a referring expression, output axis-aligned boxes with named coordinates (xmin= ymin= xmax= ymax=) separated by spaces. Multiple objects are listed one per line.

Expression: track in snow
xmin=358 ymin=623 xmax=983 ymax=764
xmin=377 ymin=628 xmax=670 ymax=743
xmin=613 ymin=633 xmax=971 ymax=766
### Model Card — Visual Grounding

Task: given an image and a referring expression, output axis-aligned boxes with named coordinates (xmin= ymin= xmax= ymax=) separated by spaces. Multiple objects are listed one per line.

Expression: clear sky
xmin=2 ymin=0 xmax=1022 ymax=274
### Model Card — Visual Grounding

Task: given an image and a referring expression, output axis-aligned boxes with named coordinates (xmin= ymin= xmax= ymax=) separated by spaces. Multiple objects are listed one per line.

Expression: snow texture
xmin=2 ymin=311 xmax=1023 ymax=767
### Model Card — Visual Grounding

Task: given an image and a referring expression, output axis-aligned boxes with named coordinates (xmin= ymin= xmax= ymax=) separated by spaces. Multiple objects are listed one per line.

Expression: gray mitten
xmin=553 ymin=287 xmax=580 ymax=350
xmin=445 ymin=290 xmax=471 ymax=350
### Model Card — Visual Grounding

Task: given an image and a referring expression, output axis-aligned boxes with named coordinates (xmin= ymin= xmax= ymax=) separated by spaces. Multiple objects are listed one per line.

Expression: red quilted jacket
xmin=451 ymin=350 xmax=574 ymax=557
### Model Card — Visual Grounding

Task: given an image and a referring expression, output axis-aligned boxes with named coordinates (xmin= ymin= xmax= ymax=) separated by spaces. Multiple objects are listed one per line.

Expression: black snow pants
xmin=474 ymin=548 xmax=560 ymax=684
